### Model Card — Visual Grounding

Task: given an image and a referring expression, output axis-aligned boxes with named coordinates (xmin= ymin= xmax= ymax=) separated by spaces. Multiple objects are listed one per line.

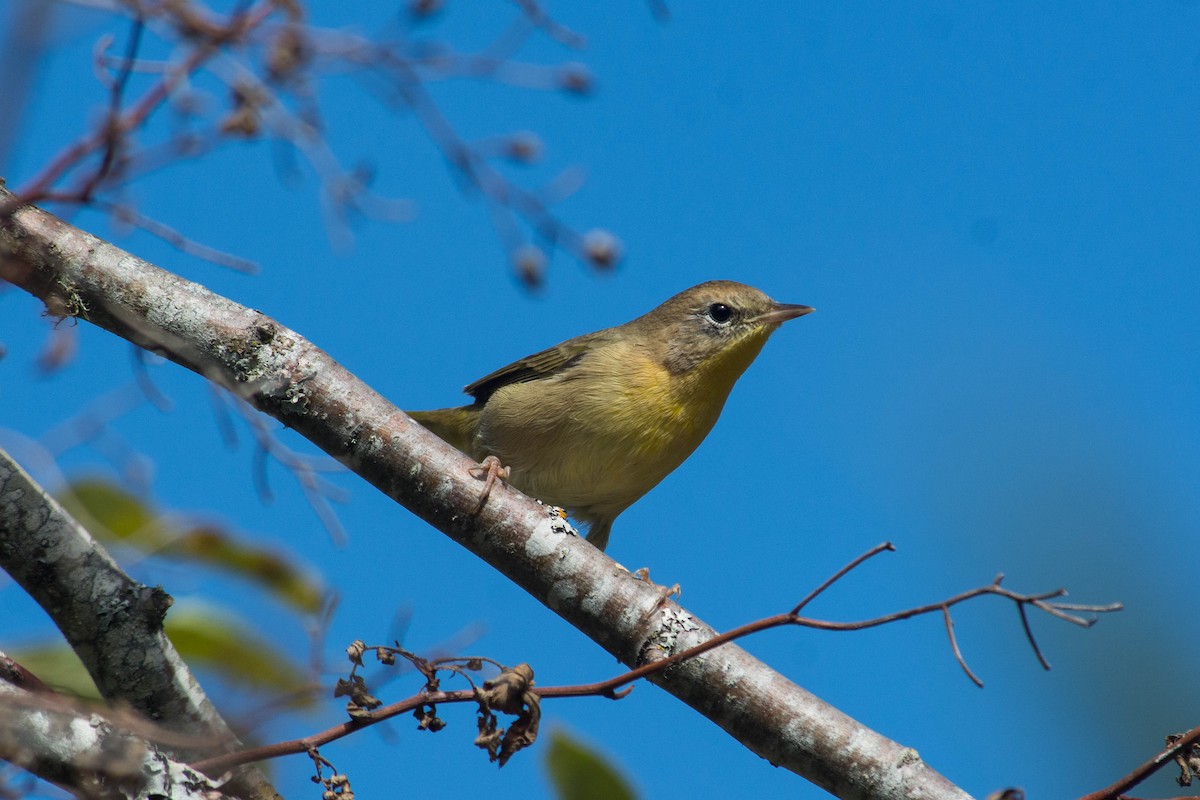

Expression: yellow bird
xmin=409 ymin=280 xmax=813 ymax=551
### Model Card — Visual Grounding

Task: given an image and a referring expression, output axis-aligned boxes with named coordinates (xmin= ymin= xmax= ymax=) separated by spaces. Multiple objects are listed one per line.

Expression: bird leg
xmin=633 ymin=567 xmax=682 ymax=619
xmin=468 ymin=455 xmax=510 ymax=513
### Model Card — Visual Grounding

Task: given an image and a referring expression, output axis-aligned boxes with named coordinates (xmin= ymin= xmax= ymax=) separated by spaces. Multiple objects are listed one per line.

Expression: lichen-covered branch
xmin=0 ymin=446 xmax=278 ymax=800
xmin=0 ymin=680 xmax=225 ymax=800
xmin=0 ymin=186 xmax=970 ymax=800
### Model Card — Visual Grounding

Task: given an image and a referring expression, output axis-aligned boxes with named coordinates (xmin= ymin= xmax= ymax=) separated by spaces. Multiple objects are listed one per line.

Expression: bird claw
xmin=468 ymin=455 xmax=510 ymax=513
xmin=632 ymin=567 xmax=682 ymax=620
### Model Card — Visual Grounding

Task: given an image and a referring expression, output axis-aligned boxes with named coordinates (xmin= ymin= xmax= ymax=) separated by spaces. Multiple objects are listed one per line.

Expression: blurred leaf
xmin=59 ymin=478 xmax=163 ymax=546
xmin=6 ymin=645 xmax=100 ymax=700
xmin=57 ymin=478 xmax=325 ymax=613
xmin=165 ymin=602 xmax=311 ymax=700
xmin=9 ymin=601 xmax=313 ymax=710
xmin=160 ymin=525 xmax=324 ymax=614
xmin=544 ymin=729 xmax=636 ymax=800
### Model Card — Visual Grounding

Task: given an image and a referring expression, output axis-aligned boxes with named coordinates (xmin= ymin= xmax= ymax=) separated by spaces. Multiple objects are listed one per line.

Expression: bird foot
xmin=467 ymin=455 xmax=510 ymax=513
xmin=632 ymin=567 xmax=682 ymax=620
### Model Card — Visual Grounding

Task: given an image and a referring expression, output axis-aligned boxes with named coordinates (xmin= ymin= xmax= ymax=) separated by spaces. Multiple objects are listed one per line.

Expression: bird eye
xmin=706 ymin=303 xmax=734 ymax=324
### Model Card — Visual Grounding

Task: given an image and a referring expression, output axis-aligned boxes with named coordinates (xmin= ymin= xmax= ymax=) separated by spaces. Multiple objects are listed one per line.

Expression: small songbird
xmin=409 ymin=280 xmax=813 ymax=551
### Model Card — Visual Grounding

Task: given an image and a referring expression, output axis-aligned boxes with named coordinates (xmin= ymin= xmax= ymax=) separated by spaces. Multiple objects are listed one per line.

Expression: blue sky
xmin=2 ymin=2 xmax=1199 ymax=798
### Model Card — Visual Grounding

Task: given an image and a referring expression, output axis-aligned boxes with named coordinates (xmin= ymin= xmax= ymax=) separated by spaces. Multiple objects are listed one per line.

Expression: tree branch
xmin=0 ymin=680 xmax=225 ymax=800
xmin=1079 ymin=723 xmax=1200 ymax=800
xmin=0 ymin=186 xmax=969 ymax=800
xmin=189 ymin=552 xmax=1120 ymax=777
xmin=0 ymin=445 xmax=278 ymax=800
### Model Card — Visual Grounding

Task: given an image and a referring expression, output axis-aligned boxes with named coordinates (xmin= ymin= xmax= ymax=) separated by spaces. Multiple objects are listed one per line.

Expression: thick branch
xmin=0 ymin=681 xmax=225 ymax=800
xmin=0 ymin=447 xmax=278 ymax=800
xmin=0 ymin=188 xmax=969 ymax=800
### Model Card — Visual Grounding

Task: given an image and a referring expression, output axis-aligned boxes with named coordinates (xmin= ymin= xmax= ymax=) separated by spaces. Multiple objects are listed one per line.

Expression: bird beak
xmin=755 ymin=302 xmax=814 ymax=325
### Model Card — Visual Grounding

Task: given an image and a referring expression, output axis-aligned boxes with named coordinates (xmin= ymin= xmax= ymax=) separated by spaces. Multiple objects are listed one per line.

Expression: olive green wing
xmin=464 ymin=331 xmax=606 ymax=403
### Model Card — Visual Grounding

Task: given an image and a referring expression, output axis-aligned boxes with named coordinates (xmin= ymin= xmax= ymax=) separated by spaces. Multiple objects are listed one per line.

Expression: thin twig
xmin=1078 ymin=723 xmax=1200 ymax=800
xmin=942 ymin=605 xmax=982 ymax=687
xmin=76 ymin=15 xmax=145 ymax=200
xmin=131 ymin=348 xmax=174 ymax=413
xmin=230 ymin=394 xmax=349 ymax=545
xmin=791 ymin=541 xmax=894 ymax=614
xmin=5 ymin=1 xmax=612 ymax=281
xmin=190 ymin=547 xmax=1122 ymax=775
xmin=99 ymin=200 xmax=260 ymax=273
xmin=1016 ymin=602 xmax=1051 ymax=671
xmin=8 ymin=1 xmax=274 ymax=210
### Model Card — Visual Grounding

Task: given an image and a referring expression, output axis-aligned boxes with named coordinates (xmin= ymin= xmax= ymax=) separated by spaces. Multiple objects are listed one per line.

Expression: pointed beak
xmin=755 ymin=302 xmax=814 ymax=326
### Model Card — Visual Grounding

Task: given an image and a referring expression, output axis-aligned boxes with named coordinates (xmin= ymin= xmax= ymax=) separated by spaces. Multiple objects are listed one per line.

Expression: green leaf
xmin=159 ymin=525 xmax=325 ymax=614
xmin=544 ymin=729 xmax=636 ymax=800
xmin=164 ymin=601 xmax=311 ymax=700
xmin=9 ymin=601 xmax=313 ymax=708
xmin=5 ymin=645 xmax=101 ymax=700
xmin=57 ymin=478 xmax=326 ymax=613
xmin=58 ymin=478 xmax=164 ymax=547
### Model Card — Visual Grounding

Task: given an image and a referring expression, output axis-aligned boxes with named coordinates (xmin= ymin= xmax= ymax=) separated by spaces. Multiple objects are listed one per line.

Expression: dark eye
xmin=707 ymin=303 xmax=733 ymax=324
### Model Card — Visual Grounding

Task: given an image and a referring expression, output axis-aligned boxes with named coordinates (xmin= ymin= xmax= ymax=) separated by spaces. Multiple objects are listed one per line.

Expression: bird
xmin=408 ymin=280 xmax=813 ymax=551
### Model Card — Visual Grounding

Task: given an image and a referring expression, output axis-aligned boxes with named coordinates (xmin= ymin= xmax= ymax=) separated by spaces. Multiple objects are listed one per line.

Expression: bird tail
xmin=584 ymin=518 xmax=613 ymax=552
xmin=407 ymin=406 xmax=481 ymax=456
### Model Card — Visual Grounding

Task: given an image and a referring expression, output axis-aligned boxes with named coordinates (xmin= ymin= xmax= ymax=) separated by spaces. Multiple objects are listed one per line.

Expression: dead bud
xmin=474 ymin=664 xmax=540 ymax=766
xmin=479 ymin=663 xmax=534 ymax=714
xmin=413 ymin=703 xmax=445 ymax=732
xmin=410 ymin=0 xmax=444 ymax=18
xmin=345 ymin=640 xmax=367 ymax=667
xmin=559 ymin=62 xmax=593 ymax=95
xmin=221 ymin=82 xmax=264 ymax=137
xmin=505 ymin=131 xmax=544 ymax=163
xmin=1170 ymin=732 xmax=1200 ymax=786
xmin=513 ymin=244 xmax=546 ymax=288
xmin=334 ymin=675 xmax=381 ymax=718
xmin=582 ymin=229 xmax=622 ymax=269
xmin=267 ymin=25 xmax=309 ymax=82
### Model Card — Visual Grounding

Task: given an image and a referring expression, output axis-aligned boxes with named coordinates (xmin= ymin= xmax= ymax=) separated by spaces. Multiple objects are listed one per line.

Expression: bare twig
xmin=191 ymin=545 xmax=1121 ymax=775
xmin=1017 ymin=601 xmax=1052 ymax=671
xmin=33 ymin=381 xmax=157 ymax=490
xmin=75 ymin=14 xmax=145 ymax=200
xmin=4 ymin=1 xmax=616 ymax=280
xmin=99 ymin=199 xmax=260 ymax=273
xmin=131 ymin=347 xmax=174 ymax=412
xmin=6 ymin=1 xmax=275 ymax=212
xmin=0 ymin=652 xmax=53 ymax=695
xmin=512 ymin=0 xmax=587 ymax=49
xmin=225 ymin=391 xmax=349 ymax=545
xmin=790 ymin=540 xmax=895 ymax=614
xmin=1078 ymin=723 xmax=1200 ymax=800
xmin=942 ymin=605 xmax=982 ymax=687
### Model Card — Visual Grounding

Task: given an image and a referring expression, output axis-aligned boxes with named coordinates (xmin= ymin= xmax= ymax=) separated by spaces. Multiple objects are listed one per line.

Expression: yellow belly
xmin=474 ymin=340 xmax=752 ymax=524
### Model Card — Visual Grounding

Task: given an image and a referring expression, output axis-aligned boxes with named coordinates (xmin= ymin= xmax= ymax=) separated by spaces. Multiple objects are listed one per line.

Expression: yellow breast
xmin=475 ymin=333 xmax=769 ymax=521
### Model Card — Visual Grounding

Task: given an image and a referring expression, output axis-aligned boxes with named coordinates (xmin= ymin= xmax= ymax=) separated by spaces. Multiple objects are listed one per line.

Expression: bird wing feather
xmin=463 ymin=332 xmax=609 ymax=402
